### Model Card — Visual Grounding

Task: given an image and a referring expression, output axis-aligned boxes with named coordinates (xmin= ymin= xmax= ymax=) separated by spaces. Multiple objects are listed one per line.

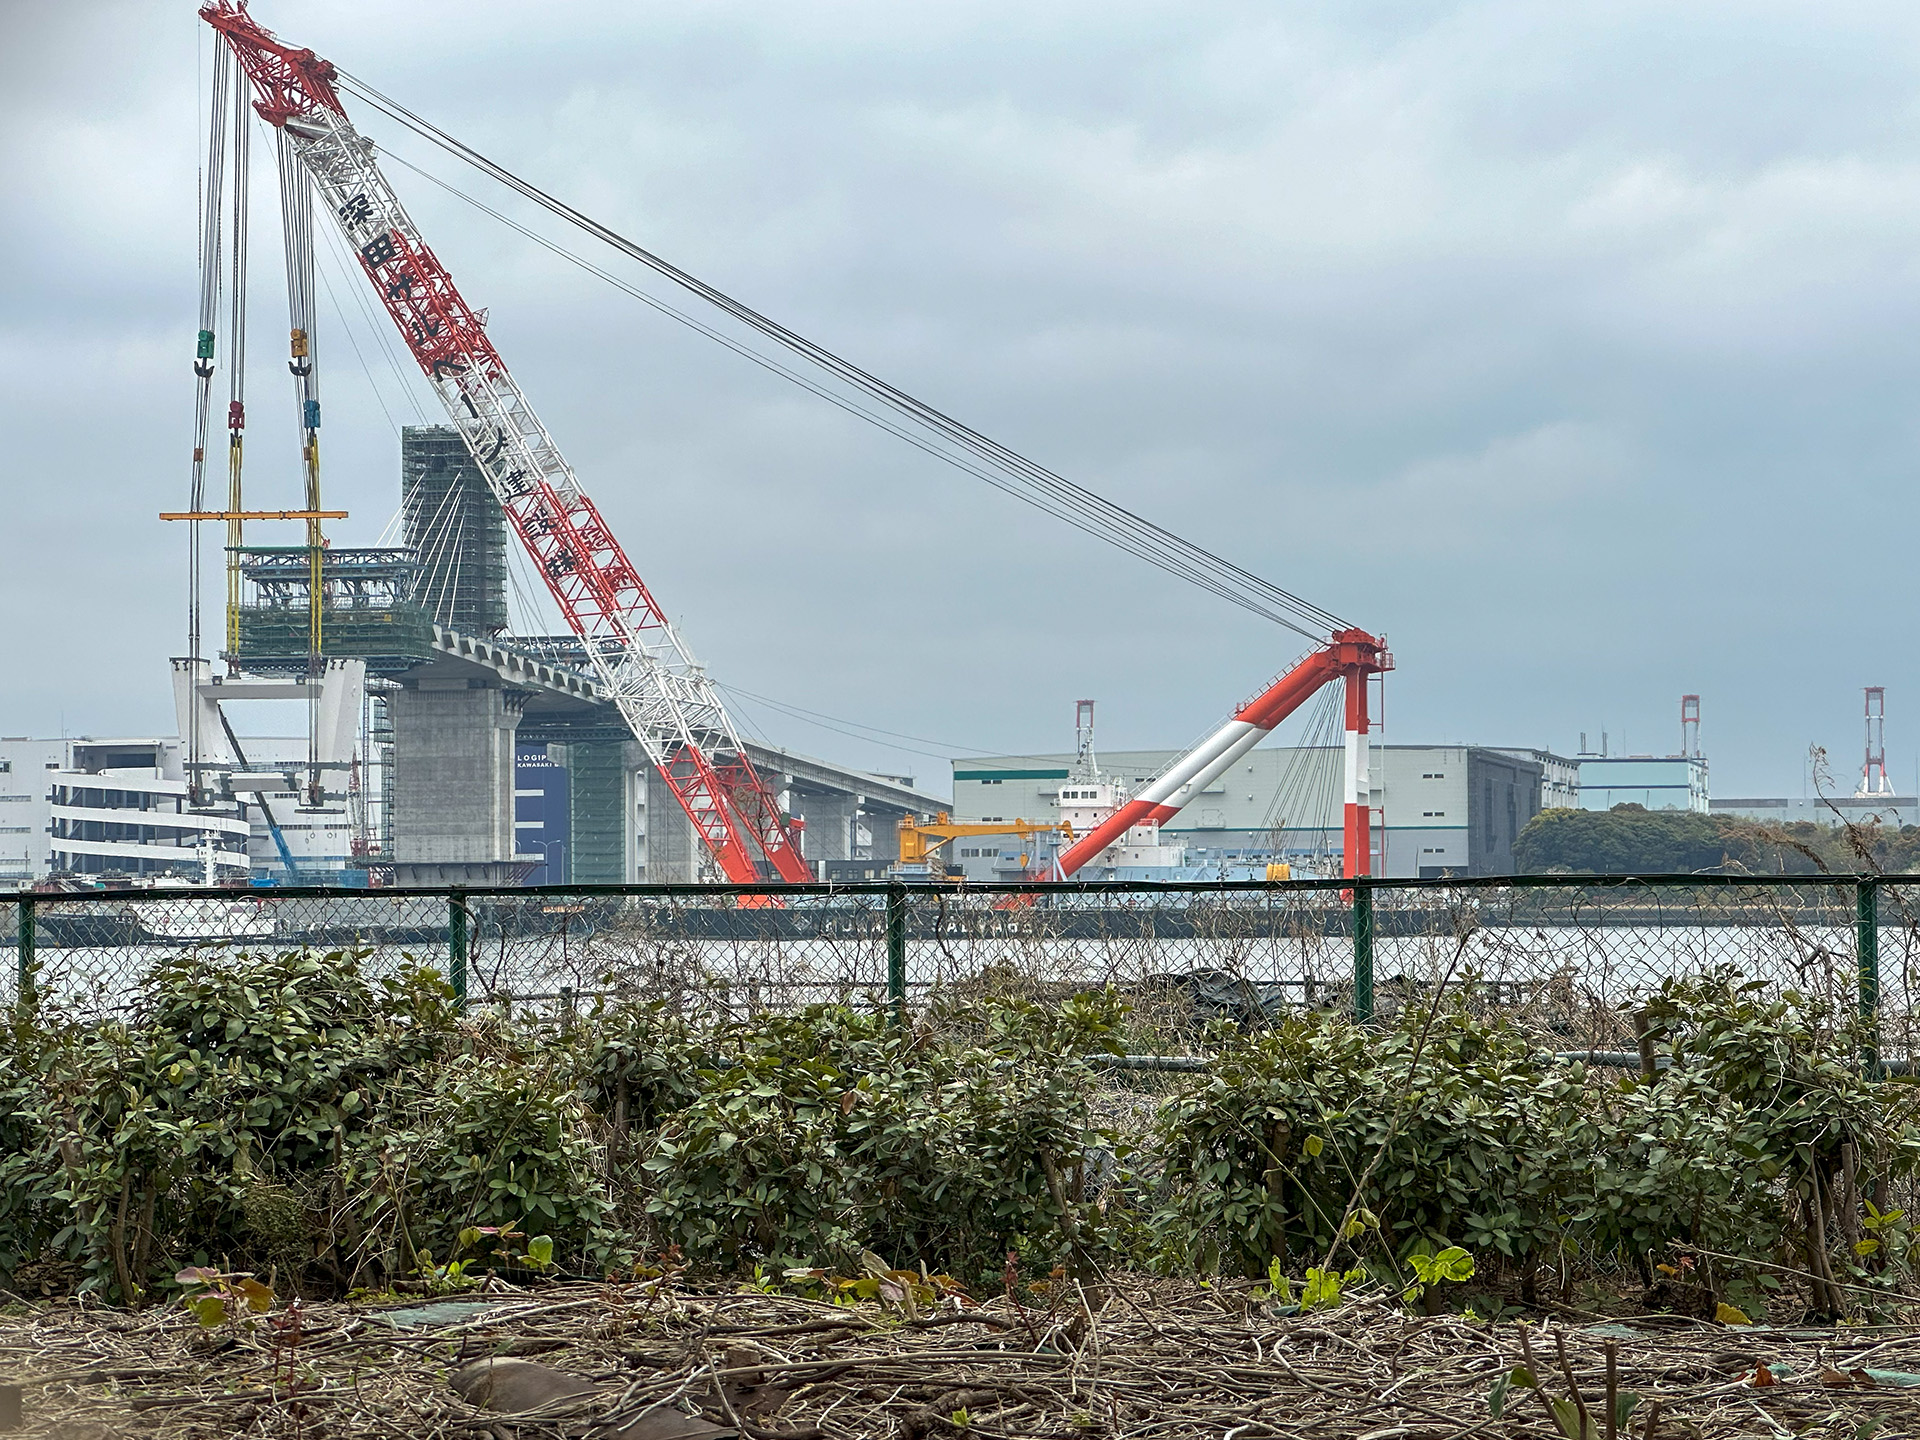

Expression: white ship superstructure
xmin=1052 ymin=779 xmax=1185 ymax=874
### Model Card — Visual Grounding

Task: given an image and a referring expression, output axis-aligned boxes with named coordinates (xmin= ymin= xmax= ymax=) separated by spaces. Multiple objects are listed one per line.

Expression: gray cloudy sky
xmin=3 ymin=0 xmax=1919 ymax=797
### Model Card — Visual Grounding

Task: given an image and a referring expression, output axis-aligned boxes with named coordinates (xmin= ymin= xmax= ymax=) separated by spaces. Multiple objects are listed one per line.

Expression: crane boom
xmin=201 ymin=2 xmax=809 ymax=883
xmin=1043 ymin=629 xmax=1390 ymax=881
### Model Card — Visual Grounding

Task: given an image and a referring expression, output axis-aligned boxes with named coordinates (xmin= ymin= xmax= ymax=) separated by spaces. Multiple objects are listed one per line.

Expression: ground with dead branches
xmin=3 ymin=1276 xmax=1919 ymax=1440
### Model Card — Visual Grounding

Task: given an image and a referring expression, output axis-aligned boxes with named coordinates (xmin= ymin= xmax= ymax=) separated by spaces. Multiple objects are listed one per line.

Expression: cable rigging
xmin=333 ymin=71 xmax=1349 ymax=643
xmin=186 ymin=40 xmax=231 ymax=803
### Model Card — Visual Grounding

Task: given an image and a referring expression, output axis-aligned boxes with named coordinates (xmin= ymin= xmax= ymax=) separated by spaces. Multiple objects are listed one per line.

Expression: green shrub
xmin=1150 ymin=973 xmax=1920 ymax=1309
xmin=1149 ymin=1006 xmax=1588 ymax=1280
xmin=4 ymin=945 xmax=1919 ymax=1319
xmin=642 ymin=996 xmax=1127 ymax=1279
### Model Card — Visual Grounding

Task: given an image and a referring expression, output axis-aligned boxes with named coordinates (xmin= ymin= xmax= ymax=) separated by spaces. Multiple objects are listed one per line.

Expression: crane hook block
xmin=228 ymin=400 xmax=245 ymax=431
xmin=303 ymin=398 xmax=322 ymax=430
xmin=288 ymin=360 xmax=312 ymax=377
xmin=289 ymin=328 xmax=310 ymax=358
xmin=193 ymin=360 xmax=215 ymax=379
xmin=196 ymin=329 xmax=216 ymax=360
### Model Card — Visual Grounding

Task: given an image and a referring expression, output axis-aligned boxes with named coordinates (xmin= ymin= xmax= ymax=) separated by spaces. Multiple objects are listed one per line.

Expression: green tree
xmin=1514 ymin=804 xmax=1920 ymax=875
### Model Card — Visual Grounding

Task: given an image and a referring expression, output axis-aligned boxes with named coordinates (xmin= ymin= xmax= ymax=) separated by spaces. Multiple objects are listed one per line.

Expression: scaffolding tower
xmin=402 ymin=425 xmax=508 ymax=637
xmin=233 ymin=546 xmax=429 ymax=673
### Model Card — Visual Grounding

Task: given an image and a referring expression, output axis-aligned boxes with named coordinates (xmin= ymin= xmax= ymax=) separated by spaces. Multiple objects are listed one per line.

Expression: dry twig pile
xmin=3 ymin=1277 xmax=1918 ymax=1439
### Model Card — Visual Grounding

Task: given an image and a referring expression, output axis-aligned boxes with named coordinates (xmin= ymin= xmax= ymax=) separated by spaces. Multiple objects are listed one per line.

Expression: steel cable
xmin=333 ymin=71 xmax=1350 ymax=642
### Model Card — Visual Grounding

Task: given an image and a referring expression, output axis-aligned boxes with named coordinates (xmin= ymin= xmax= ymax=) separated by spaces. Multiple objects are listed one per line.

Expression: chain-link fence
xmin=5 ymin=875 xmax=1914 ymax=1061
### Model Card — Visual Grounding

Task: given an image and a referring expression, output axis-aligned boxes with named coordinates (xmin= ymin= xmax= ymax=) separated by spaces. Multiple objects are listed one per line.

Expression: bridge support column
xmin=390 ymin=680 xmax=527 ymax=884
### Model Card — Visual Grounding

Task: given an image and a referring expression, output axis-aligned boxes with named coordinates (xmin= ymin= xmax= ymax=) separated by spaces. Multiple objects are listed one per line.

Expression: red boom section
xmin=1044 ymin=629 xmax=1389 ymax=881
xmin=204 ymin=4 xmax=347 ymax=124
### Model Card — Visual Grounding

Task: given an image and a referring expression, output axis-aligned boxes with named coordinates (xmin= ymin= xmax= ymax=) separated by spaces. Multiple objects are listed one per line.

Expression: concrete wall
xmin=390 ymin=681 xmax=524 ymax=873
xmin=642 ymin=760 xmax=697 ymax=881
xmin=1465 ymin=750 xmax=1540 ymax=876
xmin=792 ymin=792 xmax=857 ymax=863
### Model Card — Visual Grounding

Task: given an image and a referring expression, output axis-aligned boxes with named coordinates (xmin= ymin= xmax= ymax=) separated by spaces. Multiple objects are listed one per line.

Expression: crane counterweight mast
xmin=201 ymin=1 xmax=809 ymax=882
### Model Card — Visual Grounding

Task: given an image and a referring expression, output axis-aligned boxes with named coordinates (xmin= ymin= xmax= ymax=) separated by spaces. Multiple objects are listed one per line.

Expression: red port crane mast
xmin=201 ymin=3 xmax=1393 ymax=886
xmin=201 ymin=2 xmax=809 ymax=883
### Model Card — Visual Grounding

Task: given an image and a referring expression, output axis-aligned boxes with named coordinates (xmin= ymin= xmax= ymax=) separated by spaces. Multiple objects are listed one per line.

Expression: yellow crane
xmin=896 ymin=813 xmax=1074 ymax=874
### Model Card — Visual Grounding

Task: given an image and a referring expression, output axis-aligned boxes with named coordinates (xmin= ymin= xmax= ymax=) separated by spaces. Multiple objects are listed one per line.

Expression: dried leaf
xmin=1716 ymin=1302 xmax=1752 ymax=1326
xmin=1749 ymin=1363 xmax=1777 ymax=1387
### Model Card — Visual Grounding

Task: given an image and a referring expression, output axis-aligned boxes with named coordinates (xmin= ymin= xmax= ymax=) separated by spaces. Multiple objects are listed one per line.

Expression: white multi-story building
xmin=0 ymin=737 xmax=251 ymax=886
xmin=0 ymin=737 xmax=63 ymax=885
xmin=0 ymin=731 xmax=375 ymax=888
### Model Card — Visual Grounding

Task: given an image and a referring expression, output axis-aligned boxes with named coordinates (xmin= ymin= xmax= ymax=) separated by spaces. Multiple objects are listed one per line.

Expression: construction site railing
xmin=6 ymin=873 xmax=1913 ymax=1066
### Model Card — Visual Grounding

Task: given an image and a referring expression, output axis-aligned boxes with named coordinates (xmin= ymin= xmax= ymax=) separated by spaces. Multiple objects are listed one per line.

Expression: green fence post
xmin=15 ymin=897 xmax=35 ymax=1019
xmin=1859 ymin=877 xmax=1881 ymax=1079
xmin=885 ymin=882 xmax=908 ymax=1025
xmin=1352 ymin=882 xmax=1374 ymax=1023
xmin=448 ymin=888 xmax=469 ymax=1009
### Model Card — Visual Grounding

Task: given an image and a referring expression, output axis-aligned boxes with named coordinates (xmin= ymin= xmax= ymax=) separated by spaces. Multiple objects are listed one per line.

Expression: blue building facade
xmin=514 ymin=742 xmax=572 ymax=883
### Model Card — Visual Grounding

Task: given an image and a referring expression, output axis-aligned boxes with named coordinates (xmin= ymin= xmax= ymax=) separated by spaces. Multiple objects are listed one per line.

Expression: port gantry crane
xmin=201 ymin=1 xmax=810 ymax=884
xmin=201 ymin=3 xmax=1391 ymax=886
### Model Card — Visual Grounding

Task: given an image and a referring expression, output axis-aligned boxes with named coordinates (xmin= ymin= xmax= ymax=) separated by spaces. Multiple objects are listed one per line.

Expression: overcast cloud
xmin=4 ymin=0 xmax=1920 ymax=796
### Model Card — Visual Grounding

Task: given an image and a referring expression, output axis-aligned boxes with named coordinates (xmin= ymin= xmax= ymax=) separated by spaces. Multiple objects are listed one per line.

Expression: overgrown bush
xmin=642 ymin=993 xmax=1129 ymax=1277
xmin=1150 ymin=1008 xmax=1591 ymax=1283
xmin=3 ymin=946 xmax=1918 ymax=1322
xmin=1151 ymin=969 xmax=1920 ymax=1313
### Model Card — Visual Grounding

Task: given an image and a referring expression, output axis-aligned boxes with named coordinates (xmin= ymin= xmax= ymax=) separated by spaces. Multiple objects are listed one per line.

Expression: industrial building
xmin=1571 ymin=698 xmax=1710 ymax=813
xmin=1710 ymin=795 xmax=1920 ymax=828
xmin=1575 ymin=755 xmax=1710 ymax=812
xmin=948 ymin=744 xmax=1550 ymax=879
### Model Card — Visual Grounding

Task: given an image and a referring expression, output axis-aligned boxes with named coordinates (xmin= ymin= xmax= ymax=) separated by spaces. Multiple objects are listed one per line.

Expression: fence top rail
xmin=6 ymin=872 xmax=1913 ymax=905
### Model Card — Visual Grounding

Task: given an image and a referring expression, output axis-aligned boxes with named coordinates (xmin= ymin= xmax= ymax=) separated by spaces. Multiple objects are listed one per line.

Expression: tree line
xmin=1512 ymin=804 xmax=1920 ymax=875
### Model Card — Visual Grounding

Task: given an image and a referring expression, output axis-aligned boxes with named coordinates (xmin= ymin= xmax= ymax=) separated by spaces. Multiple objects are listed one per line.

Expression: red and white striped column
xmin=1342 ymin=666 xmax=1371 ymax=879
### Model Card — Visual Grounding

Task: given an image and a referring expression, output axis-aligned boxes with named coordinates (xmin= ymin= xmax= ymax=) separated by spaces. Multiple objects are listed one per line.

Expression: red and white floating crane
xmin=202 ymin=2 xmax=809 ymax=883
xmin=1043 ymin=630 xmax=1390 ymax=881
xmin=199 ymin=3 xmax=1391 ymax=885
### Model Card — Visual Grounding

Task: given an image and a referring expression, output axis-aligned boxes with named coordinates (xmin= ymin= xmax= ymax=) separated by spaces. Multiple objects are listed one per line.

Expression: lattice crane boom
xmin=202 ymin=1 xmax=810 ymax=883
